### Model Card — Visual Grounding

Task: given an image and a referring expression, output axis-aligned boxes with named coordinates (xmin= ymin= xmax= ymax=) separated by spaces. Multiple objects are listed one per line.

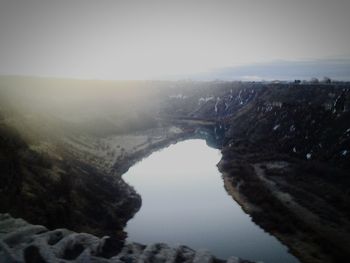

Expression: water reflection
xmin=123 ymin=139 xmax=299 ymax=263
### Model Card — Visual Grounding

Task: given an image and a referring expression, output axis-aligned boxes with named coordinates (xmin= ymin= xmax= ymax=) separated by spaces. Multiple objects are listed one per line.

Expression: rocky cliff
xmin=164 ymin=82 xmax=350 ymax=263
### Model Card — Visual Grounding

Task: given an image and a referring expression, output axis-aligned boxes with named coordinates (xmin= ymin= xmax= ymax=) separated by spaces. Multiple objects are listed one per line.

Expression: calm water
xmin=123 ymin=139 xmax=299 ymax=263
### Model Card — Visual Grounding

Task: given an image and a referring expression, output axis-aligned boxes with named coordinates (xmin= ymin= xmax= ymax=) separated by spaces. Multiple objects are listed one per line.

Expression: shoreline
xmin=217 ymin=153 xmax=348 ymax=263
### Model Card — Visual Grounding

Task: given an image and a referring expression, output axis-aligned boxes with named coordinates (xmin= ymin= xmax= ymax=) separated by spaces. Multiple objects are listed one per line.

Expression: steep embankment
xmin=0 ymin=77 xmax=191 ymax=242
xmin=164 ymin=82 xmax=350 ymax=263
xmin=0 ymin=120 xmax=141 ymax=241
xmin=220 ymin=85 xmax=350 ymax=263
xmin=0 ymin=105 xmax=196 ymax=246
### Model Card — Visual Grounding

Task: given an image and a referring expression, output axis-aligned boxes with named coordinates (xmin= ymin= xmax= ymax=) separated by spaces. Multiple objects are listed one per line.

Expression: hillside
xmin=164 ymin=82 xmax=350 ymax=263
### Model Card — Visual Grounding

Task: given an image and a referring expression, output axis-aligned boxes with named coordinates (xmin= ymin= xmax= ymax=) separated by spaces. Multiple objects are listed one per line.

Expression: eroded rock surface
xmin=0 ymin=214 xmax=255 ymax=263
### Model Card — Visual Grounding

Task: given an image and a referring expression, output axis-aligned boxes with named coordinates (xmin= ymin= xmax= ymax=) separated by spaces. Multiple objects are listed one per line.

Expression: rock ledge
xmin=0 ymin=213 xmax=255 ymax=263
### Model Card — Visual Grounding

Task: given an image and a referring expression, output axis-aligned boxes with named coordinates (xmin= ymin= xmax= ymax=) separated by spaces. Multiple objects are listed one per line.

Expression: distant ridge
xmin=180 ymin=58 xmax=350 ymax=81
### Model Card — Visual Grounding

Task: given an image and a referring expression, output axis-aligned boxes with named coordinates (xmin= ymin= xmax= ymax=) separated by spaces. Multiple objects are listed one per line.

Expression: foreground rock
xmin=0 ymin=214 xmax=255 ymax=263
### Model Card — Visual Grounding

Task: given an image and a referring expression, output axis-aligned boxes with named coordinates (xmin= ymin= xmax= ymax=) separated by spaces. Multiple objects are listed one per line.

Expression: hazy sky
xmin=0 ymin=0 xmax=349 ymax=79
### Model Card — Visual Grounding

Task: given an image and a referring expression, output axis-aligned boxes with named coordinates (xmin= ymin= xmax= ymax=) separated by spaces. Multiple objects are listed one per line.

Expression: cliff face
xmin=0 ymin=109 xmax=193 ymax=247
xmin=224 ymin=85 xmax=349 ymax=168
xmin=165 ymin=82 xmax=350 ymax=168
xmin=220 ymin=86 xmax=350 ymax=263
xmin=0 ymin=120 xmax=141 ymax=240
xmin=164 ymin=82 xmax=350 ymax=263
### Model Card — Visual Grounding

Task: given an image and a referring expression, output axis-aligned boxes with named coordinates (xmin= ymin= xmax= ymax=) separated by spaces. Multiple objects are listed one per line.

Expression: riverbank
xmin=218 ymin=148 xmax=350 ymax=263
xmin=162 ymin=81 xmax=350 ymax=263
xmin=123 ymin=139 xmax=298 ymax=263
xmin=0 ymin=117 xmax=196 ymax=239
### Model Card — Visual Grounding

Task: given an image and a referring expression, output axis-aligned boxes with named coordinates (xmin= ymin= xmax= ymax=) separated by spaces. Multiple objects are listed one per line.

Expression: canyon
xmin=0 ymin=77 xmax=349 ymax=263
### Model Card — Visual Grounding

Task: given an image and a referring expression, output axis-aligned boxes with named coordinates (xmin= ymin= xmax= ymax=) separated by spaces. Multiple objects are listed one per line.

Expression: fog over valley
xmin=0 ymin=1 xmax=350 ymax=263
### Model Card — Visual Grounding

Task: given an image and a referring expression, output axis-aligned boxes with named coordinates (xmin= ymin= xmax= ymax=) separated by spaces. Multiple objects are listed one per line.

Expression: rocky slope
xmin=164 ymin=82 xmax=350 ymax=263
xmin=0 ymin=121 xmax=141 ymax=239
xmin=0 ymin=116 xmax=195 ymax=239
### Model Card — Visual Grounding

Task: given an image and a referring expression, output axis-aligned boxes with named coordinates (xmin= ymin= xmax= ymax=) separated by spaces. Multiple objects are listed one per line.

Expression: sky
xmin=0 ymin=0 xmax=350 ymax=80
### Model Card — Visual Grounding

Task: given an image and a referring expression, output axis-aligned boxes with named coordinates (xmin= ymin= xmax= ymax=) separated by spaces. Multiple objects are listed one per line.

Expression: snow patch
xmin=169 ymin=94 xmax=187 ymax=99
xmin=238 ymin=90 xmax=243 ymax=105
xmin=214 ymin=97 xmax=221 ymax=113
xmin=198 ymin=96 xmax=214 ymax=104
xmin=169 ymin=126 xmax=182 ymax=134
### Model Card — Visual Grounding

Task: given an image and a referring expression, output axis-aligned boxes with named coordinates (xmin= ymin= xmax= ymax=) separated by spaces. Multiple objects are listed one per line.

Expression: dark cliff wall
xmin=0 ymin=121 xmax=140 ymax=240
xmin=164 ymin=82 xmax=350 ymax=169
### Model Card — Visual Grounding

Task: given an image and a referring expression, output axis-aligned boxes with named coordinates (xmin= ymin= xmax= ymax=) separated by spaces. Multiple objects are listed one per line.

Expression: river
xmin=123 ymin=139 xmax=299 ymax=263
